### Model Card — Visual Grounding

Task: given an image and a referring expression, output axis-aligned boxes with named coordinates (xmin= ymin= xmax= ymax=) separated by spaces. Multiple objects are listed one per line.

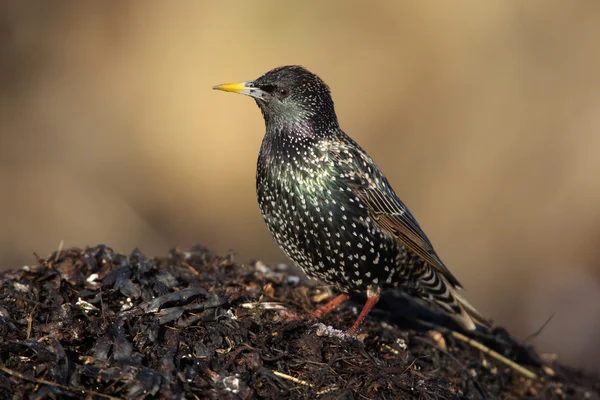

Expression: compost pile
xmin=0 ymin=245 xmax=598 ymax=399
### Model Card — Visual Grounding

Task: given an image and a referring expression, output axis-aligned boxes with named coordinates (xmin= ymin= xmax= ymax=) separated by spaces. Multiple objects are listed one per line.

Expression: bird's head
xmin=213 ymin=65 xmax=338 ymax=136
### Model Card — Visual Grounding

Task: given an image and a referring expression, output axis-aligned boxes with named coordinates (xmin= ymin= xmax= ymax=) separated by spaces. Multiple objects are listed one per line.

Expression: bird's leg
xmin=347 ymin=287 xmax=380 ymax=335
xmin=311 ymin=293 xmax=350 ymax=319
xmin=277 ymin=293 xmax=350 ymax=323
xmin=347 ymin=295 xmax=379 ymax=335
xmin=277 ymin=293 xmax=350 ymax=324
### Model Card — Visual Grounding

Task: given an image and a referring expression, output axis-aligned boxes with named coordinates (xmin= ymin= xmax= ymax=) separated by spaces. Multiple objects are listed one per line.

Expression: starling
xmin=213 ymin=66 xmax=489 ymax=334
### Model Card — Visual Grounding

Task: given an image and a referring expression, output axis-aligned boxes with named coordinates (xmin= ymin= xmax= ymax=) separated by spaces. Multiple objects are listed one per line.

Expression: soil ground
xmin=0 ymin=245 xmax=598 ymax=399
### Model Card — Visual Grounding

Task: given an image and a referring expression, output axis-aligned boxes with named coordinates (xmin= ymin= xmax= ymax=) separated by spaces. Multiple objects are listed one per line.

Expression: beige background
xmin=1 ymin=1 xmax=599 ymax=372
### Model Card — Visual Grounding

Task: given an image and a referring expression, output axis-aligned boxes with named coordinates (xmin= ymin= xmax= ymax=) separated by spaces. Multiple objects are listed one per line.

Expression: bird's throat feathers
xmin=260 ymin=107 xmax=315 ymax=139
xmin=256 ymin=98 xmax=338 ymax=139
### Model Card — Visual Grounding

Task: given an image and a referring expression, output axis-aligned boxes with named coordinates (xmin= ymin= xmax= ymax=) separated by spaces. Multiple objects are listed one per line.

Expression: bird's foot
xmin=275 ymin=293 xmax=347 ymax=324
xmin=311 ymin=293 xmax=350 ymax=320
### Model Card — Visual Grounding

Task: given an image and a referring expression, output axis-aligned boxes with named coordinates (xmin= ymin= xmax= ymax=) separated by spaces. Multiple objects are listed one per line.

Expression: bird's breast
xmin=256 ymin=139 xmax=402 ymax=291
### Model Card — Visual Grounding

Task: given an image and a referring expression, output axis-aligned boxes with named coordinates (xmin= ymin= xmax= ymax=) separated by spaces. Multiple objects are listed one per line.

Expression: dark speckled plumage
xmin=214 ymin=65 xmax=489 ymax=333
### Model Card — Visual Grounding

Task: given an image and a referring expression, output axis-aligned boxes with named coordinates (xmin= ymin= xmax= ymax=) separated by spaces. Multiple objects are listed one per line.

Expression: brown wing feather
xmin=360 ymin=187 xmax=494 ymax=328
xmin=358 ymin=188 xmax=462 ymax=288
xmin=324 ymin=138 xmax=461 ymax=288
xmin=324 ymin=138 xmax=489 ymax=329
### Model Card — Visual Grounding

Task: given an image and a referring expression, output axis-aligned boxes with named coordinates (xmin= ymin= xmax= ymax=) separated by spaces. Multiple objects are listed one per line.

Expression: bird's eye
xmin=278 ymin=87 xmax=289 ymax=98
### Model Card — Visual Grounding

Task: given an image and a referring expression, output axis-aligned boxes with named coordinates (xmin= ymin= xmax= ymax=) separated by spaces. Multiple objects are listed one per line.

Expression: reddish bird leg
xmin=347 ymin=295 xmax=379 ymax=335
xmin=311 ymin=293 xmax=350 ymax=319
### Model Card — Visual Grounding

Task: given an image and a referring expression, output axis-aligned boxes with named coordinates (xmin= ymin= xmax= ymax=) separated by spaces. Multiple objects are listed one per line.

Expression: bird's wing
xmin=325 ymin=139 xmax=462 ymax=288
xmin=359 ymin=188 xmax=462 ymax=287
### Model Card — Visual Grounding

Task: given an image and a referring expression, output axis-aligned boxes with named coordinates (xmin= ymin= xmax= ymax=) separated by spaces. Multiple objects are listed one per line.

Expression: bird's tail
xmin=452 ymin=291 xmax=492 ymax=330
xmin=423 ymin=276 xmax=492 ymax=331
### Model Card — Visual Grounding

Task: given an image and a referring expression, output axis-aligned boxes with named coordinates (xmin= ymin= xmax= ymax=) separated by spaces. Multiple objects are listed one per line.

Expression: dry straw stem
xmin=451 ymin=331 xmax=537 ymax=380
xmin=272 ymin=370 xmax=338 ymax=395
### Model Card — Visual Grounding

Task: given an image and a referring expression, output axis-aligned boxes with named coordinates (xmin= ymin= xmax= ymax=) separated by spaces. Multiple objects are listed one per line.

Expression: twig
xmin=33 ymin=253 xmax=50 ymax=269
xmin=0 ymin=366 xmax=123 ymax=400
xmin=180 ymin=261 xmax=200 ymax=276
xmin=451 ymin=331 xmax=537 ymax=380
xmin=100 ymin=287 xmax=107 ymax=325
xmin=53 ymin=240 xmax=64 ymax=263
xmin=271 ymin=370 xmax=337 ymax=396
xmin=400 ymin=355 xmax=429 ymax=375
xmin=523 ymin=314 xmax=555 ymax=343
xmin=272 ymin=370 xmax=311 ymax=387
xmin=26 ymin=304 xmax=38 ymax=340
xmin=316 ymin=386 xmax=339 ymax=396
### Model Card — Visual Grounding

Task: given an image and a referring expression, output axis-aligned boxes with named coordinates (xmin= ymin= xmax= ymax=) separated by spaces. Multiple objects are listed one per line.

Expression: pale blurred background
xmin=1 ymin=1 xmax=599 ymax=373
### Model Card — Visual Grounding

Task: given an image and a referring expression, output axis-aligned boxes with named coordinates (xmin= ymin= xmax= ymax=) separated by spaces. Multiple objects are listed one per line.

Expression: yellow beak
xmin=212 ymin=82 xmax=249 ymax=94
xmin=213 ymin=81 xmax=269 ymax=101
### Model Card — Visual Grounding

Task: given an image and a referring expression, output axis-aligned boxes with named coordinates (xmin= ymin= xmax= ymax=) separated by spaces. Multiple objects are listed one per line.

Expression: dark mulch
xmin=0 ymin=245 xmax=598 ymax=399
